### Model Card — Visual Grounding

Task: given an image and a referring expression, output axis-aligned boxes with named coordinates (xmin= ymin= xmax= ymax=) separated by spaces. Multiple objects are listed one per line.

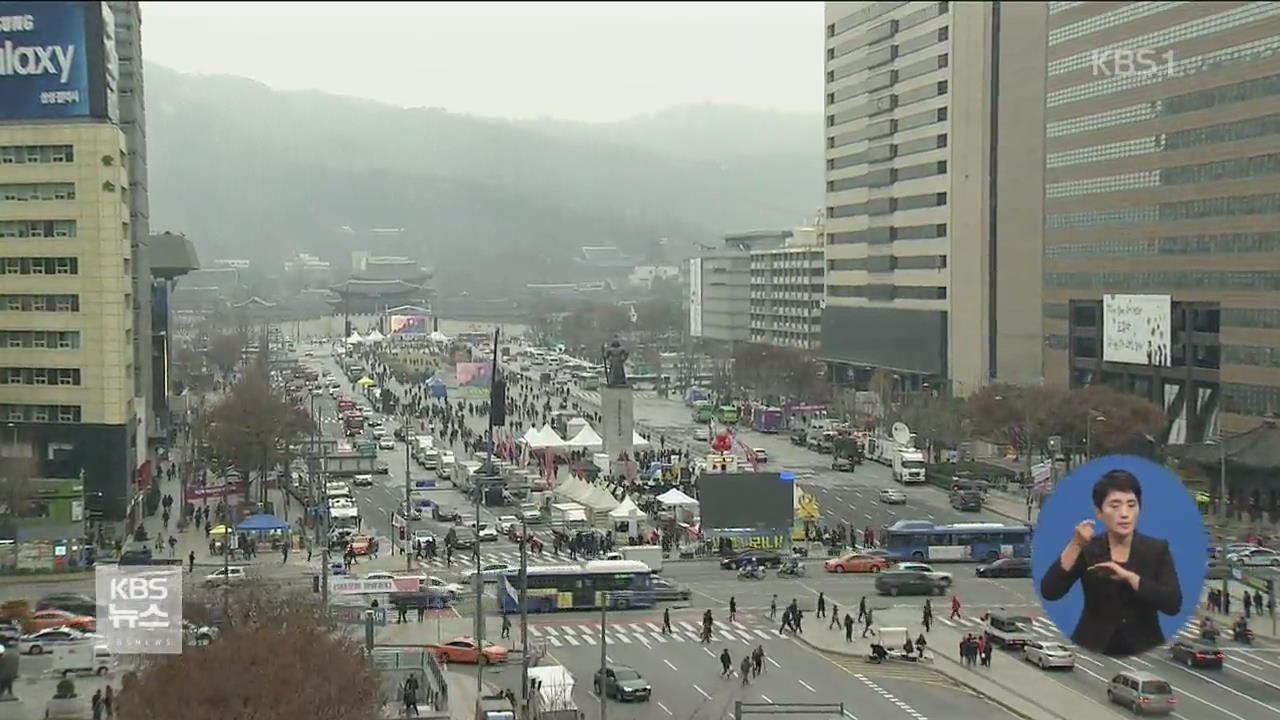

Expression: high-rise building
xmin=821 ymin=1 xmax=1048 ymax=396
xmin=1041 ymin=1 xmax=1280 ymax=440
xmin=0 ymin=1 xmax=154 ymax=531
xmin=688 ymin=231 xmax=791 ymax=348
xmin=749 ymin=226 xmax=826 ymax=351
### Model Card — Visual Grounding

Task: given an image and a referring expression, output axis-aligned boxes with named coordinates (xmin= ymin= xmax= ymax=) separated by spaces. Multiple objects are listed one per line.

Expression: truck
xmin=549 ymin=502 xmax=588 ymax=531
xmin=608 ymin=545 xmax=663 ymax=572
xmin=751 ymin=407 xmax=783 ymax=433
xmin=52 ymin=642 xmax=114 ymax=677
xmin=892 ymin=447 xmax=927 ymax=484
xmin=528 ymin=665 xmax=578 ymax=720
xmin=321 ymin=453 xmax=378 ymax=476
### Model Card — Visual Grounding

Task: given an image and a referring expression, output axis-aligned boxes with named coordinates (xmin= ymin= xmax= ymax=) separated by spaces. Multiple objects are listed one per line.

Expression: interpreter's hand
xmin=1071 ymin=520 xmax=1095 ymax=548
xmin=1088 ymin=560 xmax=1140 ymax=591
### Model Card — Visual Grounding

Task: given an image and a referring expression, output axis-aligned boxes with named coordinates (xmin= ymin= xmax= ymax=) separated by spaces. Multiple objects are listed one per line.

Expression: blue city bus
xmin=882 ymin=520 xmax=1032 ymax=562
xmin=498 ymin=560 xmax=656 ymax=613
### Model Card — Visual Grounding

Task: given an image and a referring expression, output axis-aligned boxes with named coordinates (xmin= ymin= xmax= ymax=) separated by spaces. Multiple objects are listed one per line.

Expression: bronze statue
xmin=601 ymin=340 xmax=630 ymax=388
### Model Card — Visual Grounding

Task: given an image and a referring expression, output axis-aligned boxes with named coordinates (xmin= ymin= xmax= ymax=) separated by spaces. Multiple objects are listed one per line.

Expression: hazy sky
xmin=140 ymin=1 xmax=824 ymax=122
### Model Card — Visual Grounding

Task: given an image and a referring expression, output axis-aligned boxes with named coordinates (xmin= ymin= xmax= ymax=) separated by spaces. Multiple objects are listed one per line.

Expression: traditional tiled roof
xmin=1167 ymin=420 xmax=1280 ymax=471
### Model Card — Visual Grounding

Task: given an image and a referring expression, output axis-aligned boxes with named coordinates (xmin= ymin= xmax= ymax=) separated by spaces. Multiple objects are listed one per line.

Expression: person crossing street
xmin=729 ymin=596 xmax=737 ymax=622
xmin=817 ymin=592 xmax=826 ymax=618
xmin=829 ymin=602 xmax=840 ymax=630
xmin=662 ymin=607 xmax=673 ymax=634
xmin=720 ymin=648 xmax=733 ymax=678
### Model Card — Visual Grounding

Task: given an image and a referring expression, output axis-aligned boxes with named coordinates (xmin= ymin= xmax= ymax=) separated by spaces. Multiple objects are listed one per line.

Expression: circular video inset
xmin=1032 ymin=455 xmax=1208 ymax=657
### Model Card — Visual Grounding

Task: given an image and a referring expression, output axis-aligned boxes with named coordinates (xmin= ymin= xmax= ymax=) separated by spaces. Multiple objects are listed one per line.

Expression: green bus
xmin=716 ymin=405 xmax=740 ymax=424
xmin=691 ymin=400 xmax=715 ymax=423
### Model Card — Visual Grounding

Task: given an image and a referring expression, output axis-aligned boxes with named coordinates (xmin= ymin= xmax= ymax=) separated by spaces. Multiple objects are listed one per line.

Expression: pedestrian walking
xmin=857 ymin=596 xmax=867 ymax=624
xmin=92 ymin=690 xmax=103 ymax=720
xmin=817 ymin=592 xmax=826 ymax=618
xmin=752 ymin=645 xmax=765 ymax=677
xmin=950 ymin=594 xmax=961 ymax=620
xmin=729 ymin=596 xmax=737 ymax=623
xmin=769 ymin=595 xmax=778 ymax=621
xmin=862 ymin=607 xmax=875 ymax=638
xmin=187 ymin=551 xmax=195 ymax=574
xmin=1245 ymin=592 xmax=1253 ymax=619
xmin=740 ymin=656 xmax=752 ymax=686
xmin=662 ymin=607 xmax=673 ymax=634
xmin=282 ymin=544 xmax=289 ymax=564
xmin=720 ymin=648 xmax=733 ymax=678
xmin=829 ymin=602 xmax=840 ymax=630
xmin=104 ymin=686 xmax=114 ymax=718
xmin=844 ymin=613 xmax=854 ymax=643
xmin=501 ymin=614 xmax=511 ymax=639
xmin=923 ymin=601 xmax=933 ymax=633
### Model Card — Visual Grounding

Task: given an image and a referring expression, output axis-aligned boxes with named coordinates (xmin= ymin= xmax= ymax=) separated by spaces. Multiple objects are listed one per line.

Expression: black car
xmin=448 ymin=527 xmax=477 ymax=550
xmin=1169 ymin=639 xmax=1224 ymax=669
xmin=594 ymin=665 xmax=651 ymax=702
xmin=719 ymin=549 xmax=784 ymax=570
xmin=651 ymin=577 xmax=692 ymax=601
xmin=950 ymin=491 xmax=983 ymax=512
xmin=375 ymin=460 xmax=390 ymax=475
xmin=975 ymin=557 xmax=1032 ymax=578
xmin=433 ymin=505 xmax=461 ymax=522
xmin=36 ymin=593 xmax=96 ymax=618
xmin=875 ymin=570 xmax=946 ymax=597
xmin=832 ymin=456 xmax=855 ymax=472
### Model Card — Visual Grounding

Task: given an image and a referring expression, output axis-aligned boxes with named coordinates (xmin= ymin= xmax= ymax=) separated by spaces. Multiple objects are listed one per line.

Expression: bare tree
xmin=120 ymin=584 xmax=379 ymax=720
xmin=205 ymin=331 xmax=248 ymax=378
xmin=205 ymin=367 xmax=314 ymax=504
xmin=0 ymin=456 xmax=36 ymax=527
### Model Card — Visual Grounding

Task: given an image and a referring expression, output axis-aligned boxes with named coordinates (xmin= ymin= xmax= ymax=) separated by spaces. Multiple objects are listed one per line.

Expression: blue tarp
xmin=426 ymin=376 xmax=448 ymax=399
xmin=236 ymin=514 xmax=290 ymax=532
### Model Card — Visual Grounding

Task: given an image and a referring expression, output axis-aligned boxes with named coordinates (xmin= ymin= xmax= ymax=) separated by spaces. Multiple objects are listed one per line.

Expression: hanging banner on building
xmin=688 ymin=258 xmax=703 ymax=337
xmin=0 ymin=1 xmax=118 ymax=121
xmin=1103 ymin=294 xmax=1171 ymax=366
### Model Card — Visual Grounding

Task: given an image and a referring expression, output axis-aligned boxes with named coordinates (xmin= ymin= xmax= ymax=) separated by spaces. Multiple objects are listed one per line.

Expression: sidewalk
xmin=1199 ymin=581 xmax=1280 ymax=641
xmin=789 ymin=606 xmax=1130 ymax=720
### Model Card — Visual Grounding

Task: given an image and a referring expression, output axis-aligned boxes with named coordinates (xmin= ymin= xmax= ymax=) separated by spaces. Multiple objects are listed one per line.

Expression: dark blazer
xmin=1040 ymin=531 xmax=1182 ymax=656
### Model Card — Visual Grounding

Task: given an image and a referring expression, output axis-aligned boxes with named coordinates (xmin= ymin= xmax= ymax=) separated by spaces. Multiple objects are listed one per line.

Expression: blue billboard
xmin=0 ymin=2 xmax=92 ymax=120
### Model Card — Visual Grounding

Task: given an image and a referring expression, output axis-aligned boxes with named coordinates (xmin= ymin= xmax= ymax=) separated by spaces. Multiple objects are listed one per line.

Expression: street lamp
xmin=1206 ymin=434 xmax=1230 ymax=520
xmin=1085 ymin=410 xmax=1106 ymax=460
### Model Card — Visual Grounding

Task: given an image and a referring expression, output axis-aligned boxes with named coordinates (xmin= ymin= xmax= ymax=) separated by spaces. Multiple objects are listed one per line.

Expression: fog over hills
xmin=145 ymin=65 xmax=822 ymax=292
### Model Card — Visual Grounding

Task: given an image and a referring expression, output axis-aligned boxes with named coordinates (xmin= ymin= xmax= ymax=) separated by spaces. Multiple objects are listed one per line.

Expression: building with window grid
xmin=1042 ymin=1 xmax=1280 ymax=440
xmin=821 ymin=1 xmax=1048 ymax=397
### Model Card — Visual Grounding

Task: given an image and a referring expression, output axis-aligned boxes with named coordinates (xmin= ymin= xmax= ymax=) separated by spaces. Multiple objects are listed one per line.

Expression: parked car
xmin=593 ymin=665 xmax=652 ymax=702
xmin=651 ymin=576 xmax=692 ymax=601
xmin=719 ymin=549 xmax=783 ymax=570
xmin=874 ymin=570 xmax=946 ymax=597
xmin=1168 ymin=639 xmax=1224 ymax=669
xmin=1023 ymin=641 xmax=1075 ymax=670
xmin=428 ymin=636 xmax=509 ymax=664
xmin=824 ymin=553 xmax=891 ymax=574
xmin=975 ymin=557 xmax=1032 ymax=578
xmin=1106 ymin=671 xmax=1176 ymax=715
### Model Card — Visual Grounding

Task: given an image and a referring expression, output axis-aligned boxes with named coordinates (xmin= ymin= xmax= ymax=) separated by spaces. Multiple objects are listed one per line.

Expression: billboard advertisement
xmin=688 ymin=257 xmax=703 ymax=337
xmin=389 ymin=314 xmax=428 ymax=335
xmin=1103 ymin=294 xmax=1171 ymax=367
xmin=696 ymin=471 xmax=794 ymax=550
xmin=455 ymin=362 xmax=492 ymax=389
xmin=0 ymin=2 xmax=92 ymax=120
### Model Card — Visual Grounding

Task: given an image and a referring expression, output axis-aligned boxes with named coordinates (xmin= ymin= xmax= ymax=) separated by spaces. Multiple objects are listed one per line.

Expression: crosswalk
xmin=572 ymin=389 xmax=657 ymax=406
xmin=528 ymin=619 xmax=779 ymax=648
xmin=939 ymin=614 xmax=1203 ymax=644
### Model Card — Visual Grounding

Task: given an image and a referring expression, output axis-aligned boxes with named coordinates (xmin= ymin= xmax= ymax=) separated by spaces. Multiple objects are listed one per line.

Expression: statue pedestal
xmin=600 ymin=385 xmax=635 ymax=478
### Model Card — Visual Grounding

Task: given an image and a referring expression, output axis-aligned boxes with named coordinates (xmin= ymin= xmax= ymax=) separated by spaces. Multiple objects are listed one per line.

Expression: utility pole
xmin=475 ymin=326 xmax=500 ymax=720
xmin=518 ymin=518 xmax=530 ymax=720
xmin=599 ymin=598 xmax=609 ymax=720
xmin=404 ymin=408 xmax=413 ymax=571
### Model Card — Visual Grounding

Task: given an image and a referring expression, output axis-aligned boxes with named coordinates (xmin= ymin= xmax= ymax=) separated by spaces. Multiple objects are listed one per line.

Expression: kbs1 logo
xmin=95 ymin=566 xmax=183 ymax=654
xmin=1090 ymin=49 xmax=1178 ymax=79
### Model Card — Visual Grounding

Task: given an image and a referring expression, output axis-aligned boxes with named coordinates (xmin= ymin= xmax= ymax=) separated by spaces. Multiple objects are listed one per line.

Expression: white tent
xmin=554 ymin=475 xmax=588 ymax=501
xmin=429 ymin=330 xmax=451 ymax=343
xmin=608 ymin=496 xmax=647 ymax=521
xmin=567 ymin=425 xmax=604 ymax=450
xmin=655 ymin=488 xmax=699 ymax=507
xmin=521 ymin=427 xmax=542 ymax=446
xmin=581 ymin=484 xmax=620 ymax=512
xmin=366 ymin=328 xmax=385 ymax=343
xmin=526 ymin=424 xmax=567 ymax=450
xmin=631 ymin=430 xmax=651 ymax=448
xmin=345 ymin=331 xmax=363 ymax=345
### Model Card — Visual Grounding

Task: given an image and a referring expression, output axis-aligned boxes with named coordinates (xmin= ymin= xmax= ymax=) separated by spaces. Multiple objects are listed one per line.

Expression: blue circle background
xmin=1031 ymin=454 xmax=1208 ymax=644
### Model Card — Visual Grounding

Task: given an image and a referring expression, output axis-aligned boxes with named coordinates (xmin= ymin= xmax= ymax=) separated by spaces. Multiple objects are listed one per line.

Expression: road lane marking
xmin=760 ymin=694 xmax=772 ymax=703
xmin=693 ymin=684 xmax=711 ymax=700
xmin=847 ymin=504 xmax=856 ymax=510
xmin=656 ymin=701 xmax=673 ymax=716
xmin=703 ymin=647 xmax=715 ymax=658
xmin=664 ymin=659 xmax=678 ymax=671
xmin=798 ymin=679 xmax=816 ymax=693
xmin=547 ymin=637 xmax=562 ymax=647
xmin=1172 ymin=662 xmax=1280 ymax=715
xmin=864 ymin=513 xmax=872 ymax=520
xmin=767 ymin=657 xmax=781 ymax=668
xmin=606 ymin=654 xmax=613 ymax=664
xmin=638 ymin=635 xmax=651 ymax=648
xmin=564 ymin=635 xmax=578 ymax=646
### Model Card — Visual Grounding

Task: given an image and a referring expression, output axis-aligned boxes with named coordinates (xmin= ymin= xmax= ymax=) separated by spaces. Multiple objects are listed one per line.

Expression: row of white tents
xmin=551 ymin=475 xmax=698 ymax=518
xmin=345 ymin=329 xmax=452 ymax=344
xmin=519 ymin=423 xmax=650 ymax=451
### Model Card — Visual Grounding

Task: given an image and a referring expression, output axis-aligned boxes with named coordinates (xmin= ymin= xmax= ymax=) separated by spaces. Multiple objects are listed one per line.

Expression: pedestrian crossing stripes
xmin=528 ymin=619 xmax=780 ymax=648
xmin=826 ymin=652 xmax=955 ymax=686
xmin=413 ymin=548 xmax=565 ymax=570
xmin=572 ymin=389 xmax=657 ymax=406
xmin=939 ymin=614 xmax=1203 ymax=644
